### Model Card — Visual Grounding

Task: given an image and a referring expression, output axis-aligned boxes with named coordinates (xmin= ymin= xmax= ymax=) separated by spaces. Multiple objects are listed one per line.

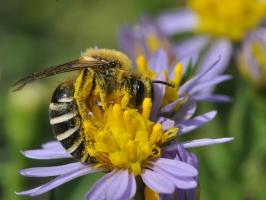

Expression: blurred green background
xmin=0 ymin=0 xmax=265 ymax=200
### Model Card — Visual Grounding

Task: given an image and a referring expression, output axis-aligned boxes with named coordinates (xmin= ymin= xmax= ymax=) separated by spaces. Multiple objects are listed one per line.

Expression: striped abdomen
xmin=49 ymin=82 xmax=88 ymax=162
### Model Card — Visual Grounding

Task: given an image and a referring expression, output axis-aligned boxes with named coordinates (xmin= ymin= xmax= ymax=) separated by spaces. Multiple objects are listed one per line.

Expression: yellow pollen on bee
xmin=84 ymin=101 xmax=178 ymax=176
xmin=188 ymin=0 xmax=266 ymax=41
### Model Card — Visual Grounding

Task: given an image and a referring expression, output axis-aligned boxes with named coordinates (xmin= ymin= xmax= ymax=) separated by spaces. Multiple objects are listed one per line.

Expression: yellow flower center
xmin=252 ymin=43 xmax=266 ymax=79
xmin=83 ymin=98 xmax=178 ymax=175
xmin=136 ymin=55 xmax=186 ymax=110
xmin=146 ymin=35 xmax=162 ymax=53
xmin=188 ymin=0 xmax=266 ymax=41
xmin=239 ymin=42 xmax=266 ymax=86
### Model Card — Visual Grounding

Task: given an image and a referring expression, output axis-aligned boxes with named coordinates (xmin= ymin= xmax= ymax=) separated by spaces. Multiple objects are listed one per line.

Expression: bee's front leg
xmin=121 ymin=92 xmax=131 ymax=108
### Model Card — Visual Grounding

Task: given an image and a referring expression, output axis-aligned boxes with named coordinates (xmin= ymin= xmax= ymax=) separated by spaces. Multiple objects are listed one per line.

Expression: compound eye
xmin=133 ymin=80 xmax=145 ymax=106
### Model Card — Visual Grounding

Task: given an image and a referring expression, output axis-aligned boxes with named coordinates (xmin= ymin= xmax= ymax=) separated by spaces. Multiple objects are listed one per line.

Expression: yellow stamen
xmin=188 ymin=0 xmax=266 ymax=41
xmin=83 ymin=103 xmax=178 ymax=176
xmin=136 ymin=55 xmax=156 ymax=79
xmin=142 ymin=97 xmax=152 ymax=119
xmin=173 ymin=63 xmax=183 ymax=88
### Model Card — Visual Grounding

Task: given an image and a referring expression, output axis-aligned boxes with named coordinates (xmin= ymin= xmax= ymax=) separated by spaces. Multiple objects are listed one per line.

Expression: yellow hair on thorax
xmin=82 ymin=48 xmax=132 ymax=69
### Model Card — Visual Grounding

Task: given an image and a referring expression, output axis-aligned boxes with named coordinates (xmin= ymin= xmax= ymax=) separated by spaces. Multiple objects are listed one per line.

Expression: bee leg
xmin=74 ymin=69 xmax=95 ymax=128
xmin=99 ymin=92 xmax=107 ymax=110
xmin=121 ymin=92 xmax=131 ymax=108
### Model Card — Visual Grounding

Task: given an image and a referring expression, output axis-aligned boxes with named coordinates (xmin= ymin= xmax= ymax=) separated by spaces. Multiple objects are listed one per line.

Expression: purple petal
xmin=178 ymin=111 xmax=217 ymax=135
xmin=157 ymin=117 xmax=175 ymax=131
xmin=173 ymin=188 xmax=197 ymax=200
xmin=16 ymin=166 xmax=99 ymax=196
xmin=160 ymin=96 xmax=187 ymax=114
xmin=176 ymin=145 xmax=198 ymax=169
xmin=152 ymin=167 xmax=197 ymax=189
xmin=152 ymin=158 xmax=198 ymax=177
xmin=198 ymin=39 xmax=232 ymax=78
xmin=149 ymin=49 xmax=169 ymax=73
xmin=171 ymin=99 xmax=197 ymax=124
xmin=20 ymin=162 xmax=86 ymax=177
xmin=126 ymin=173 xmax=137 ymax=199
xmin=194 ymin=94 xmax=232 ymax=103
xmin=182 ymin=138 xmax=234 ymax=148
xmin=189 ymin=75 xmax=232 ymax=95
xmin=106 ymin=170 xmax=131 ymax=200
xmin=157 ymin=9 xmax=198 ymax=35
xmin=119 ymin=26 xmax=136 ymax=61
xmin=173 ymin=36 xmax=209 ymax=72
xmin=41 ymin=141 xmax=64 ymax=150
xmin=174 ymin=36 xmax=208 ymax=59
xmin=21 ymin=149 xmax=71 ymax=160
xmin=86 ymin=171 xmax=117 ymax=200
xmin=150 ymin=73 xmax=166 ymax=121
xmin=178 ymin=58 xmax=222 ymax=95
xmin=141 ymin=169 xmax=175 ymax=194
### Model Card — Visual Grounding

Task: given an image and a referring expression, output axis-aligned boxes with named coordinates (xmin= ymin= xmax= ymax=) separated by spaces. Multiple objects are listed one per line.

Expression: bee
xmin=14 ymin=48 xmax=173 ymax=163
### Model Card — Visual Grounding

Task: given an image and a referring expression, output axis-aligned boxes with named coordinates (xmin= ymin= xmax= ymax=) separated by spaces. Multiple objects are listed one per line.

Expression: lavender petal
xmin=152 ymin=166 xmax=197 ymax=189
xmin=141 ymin=169 xmax=175 ymax=194
xmin=183 ymin=138 xmax=234 ymax=149
xmin=150 ymin=73 xmax=166 ymax=121
xmin=86 ymin=171 xmax=117 ymax=200
xmin=157 ymin=9 xmax=198 ymax=35
xmin=178 ymin=111 xmax=217 ymax=135
xmin=198 ymin=39 xmax=233 ymax=78
xmin=171 ymin=99 xmax=197 ymax=124
xmin=20 ymin=162 xmax=86 ymax=177
xmin=125 ymin=173 xmax=136 ymax=199
xmin=194 ymin=94 xmax=232 ymax=103
xmin=21 ymin=149 xmax=71 ymax=160
xmin=178 ymin=58 xmax=222 ymax=95
xmin=173 ymin=36 xmax=209 ymax=72
xmin=41 ymin=141 xmax=64 ymax=150
xmin=149 ymin=49 xmax=169 ymax=73
xmin=158 ymin=117 xmax=175 ymax=131
xmin=160 ymin=96 xmax=187 ymax=114
xmin=16 ymin=166 xmax=99 ymax=196
xmin=106 ymin=170 xmax=130 ymax=200
xmin=152 ymin=158 xmax=198 ymax=177
xmin=189 ymin=75 xmax=232 ymax=95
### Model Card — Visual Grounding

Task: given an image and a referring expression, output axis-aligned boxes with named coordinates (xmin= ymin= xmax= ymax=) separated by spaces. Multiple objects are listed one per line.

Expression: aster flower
xmin=17 ymin=97 xmax=233 ymax=199
xmin=133 ymin=49 xmax=231 ymax=126
xmin=237 ymin=28 xmax=266 ymax=89
xmin=156 ymin=0 xmax=266 ymax=76
xmin=119 ymin=17 xmax=232 ymax=96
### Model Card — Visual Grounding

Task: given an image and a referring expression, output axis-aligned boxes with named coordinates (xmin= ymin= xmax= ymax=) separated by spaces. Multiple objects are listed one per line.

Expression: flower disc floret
xmin=84 ymin=98 xmax=178 ymax=175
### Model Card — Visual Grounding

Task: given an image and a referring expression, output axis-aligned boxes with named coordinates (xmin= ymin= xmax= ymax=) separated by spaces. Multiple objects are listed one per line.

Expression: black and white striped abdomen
xmin=49 ymin=82 xmax=86 ymax=161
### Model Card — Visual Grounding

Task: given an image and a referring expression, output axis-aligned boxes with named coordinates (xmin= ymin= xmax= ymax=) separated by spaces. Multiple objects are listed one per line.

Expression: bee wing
xmin=13 ymin=59 xmax=108 ymax=91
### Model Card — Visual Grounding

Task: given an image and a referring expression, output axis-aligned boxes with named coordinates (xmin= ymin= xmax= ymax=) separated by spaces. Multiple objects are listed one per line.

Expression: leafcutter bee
xmin=14 ymin=48 xmax=174 ymax=163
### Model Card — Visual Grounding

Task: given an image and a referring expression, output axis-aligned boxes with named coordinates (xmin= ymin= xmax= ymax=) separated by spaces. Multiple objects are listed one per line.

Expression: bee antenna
xmin=152 ymin=80 xmax=175 ymax=88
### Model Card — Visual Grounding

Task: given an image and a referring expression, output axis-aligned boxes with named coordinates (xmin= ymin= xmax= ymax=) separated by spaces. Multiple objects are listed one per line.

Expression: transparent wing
xmin=13 ymin=59 xmax=109 ymax=91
